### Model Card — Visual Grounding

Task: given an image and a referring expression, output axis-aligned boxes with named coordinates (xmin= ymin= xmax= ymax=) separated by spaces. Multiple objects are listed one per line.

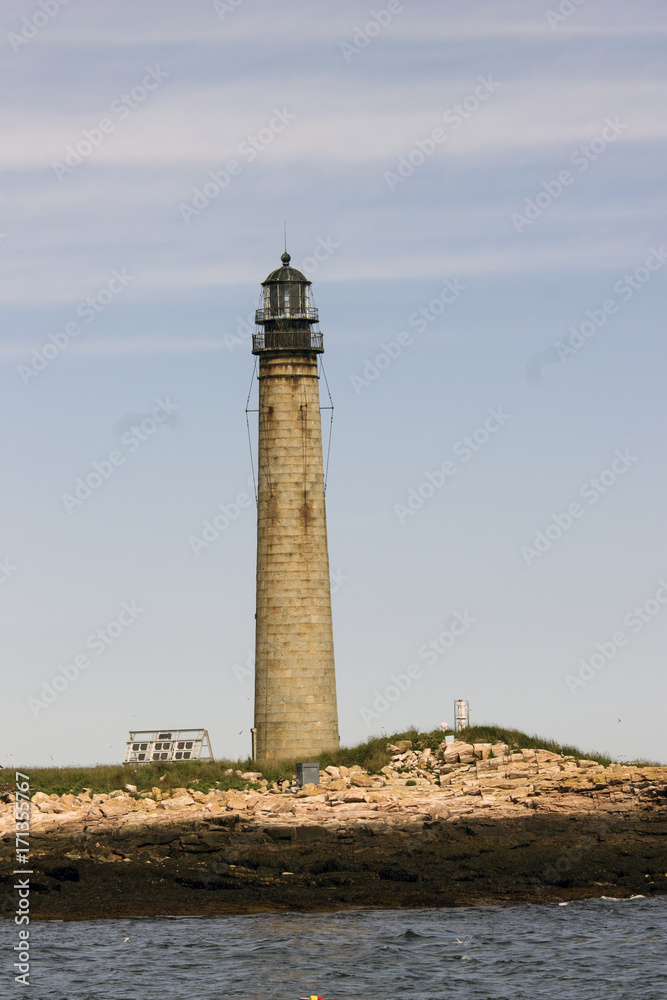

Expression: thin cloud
xmin=0 ymin=336 xmax=225 ymax=361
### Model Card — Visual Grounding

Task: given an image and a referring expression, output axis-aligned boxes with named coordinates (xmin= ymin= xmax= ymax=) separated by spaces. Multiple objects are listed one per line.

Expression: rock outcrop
xmin=1 ymin=745 xmax=665 ymax=920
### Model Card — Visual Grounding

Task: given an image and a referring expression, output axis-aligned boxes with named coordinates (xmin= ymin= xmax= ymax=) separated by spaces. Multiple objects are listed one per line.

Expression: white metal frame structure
xmin=454 ymin=700 xmax=470 ymax=732
xmin=123 ymin=729 xmax=214 ymax=764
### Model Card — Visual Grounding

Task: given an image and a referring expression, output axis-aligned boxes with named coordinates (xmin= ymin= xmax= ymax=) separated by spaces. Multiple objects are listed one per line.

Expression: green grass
xmin=8 ymin=723 xmax=659 ymax=797
xmin=6 ymin=762 xmax=251 ymax=798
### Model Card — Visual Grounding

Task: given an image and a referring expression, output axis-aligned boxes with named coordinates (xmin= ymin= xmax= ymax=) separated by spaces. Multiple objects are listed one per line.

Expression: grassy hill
xmin=5 ymin=724 xmax=657 ymax=798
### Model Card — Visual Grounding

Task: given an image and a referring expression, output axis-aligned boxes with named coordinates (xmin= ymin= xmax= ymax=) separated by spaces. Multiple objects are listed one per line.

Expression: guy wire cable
xmin=245 ymin=357 xmax=258 ymax=504
xmin=319 ymin=357 xmax=334 ymax=493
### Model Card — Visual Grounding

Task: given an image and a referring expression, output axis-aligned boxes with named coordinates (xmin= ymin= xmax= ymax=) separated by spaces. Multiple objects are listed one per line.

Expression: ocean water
xmin=2 ymin=896 xmax=665 ymax=1000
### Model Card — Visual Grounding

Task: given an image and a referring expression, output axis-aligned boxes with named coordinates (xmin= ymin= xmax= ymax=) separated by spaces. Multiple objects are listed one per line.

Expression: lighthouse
xmin=251 ymin=251 xmax=340 ymax=761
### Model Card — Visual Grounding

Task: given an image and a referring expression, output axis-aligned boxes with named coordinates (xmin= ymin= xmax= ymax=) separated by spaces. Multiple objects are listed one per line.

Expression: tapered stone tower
xmin=251 ymin=251 xmax=339 ymax=761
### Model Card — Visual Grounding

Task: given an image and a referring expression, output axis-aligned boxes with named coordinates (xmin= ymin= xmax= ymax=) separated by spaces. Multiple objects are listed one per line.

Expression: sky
xmin=2 ymin=0 xmax=666 ymax=767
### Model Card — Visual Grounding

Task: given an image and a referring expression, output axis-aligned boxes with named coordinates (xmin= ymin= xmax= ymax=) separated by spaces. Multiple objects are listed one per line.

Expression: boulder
xmin=296 ymin=783 xmax=321 ymax=797
xmin=225 ymin=792 xmax=249 ymax=811
xmin=100 ymin=801 xmax=133 ymax=818
xmin=491 ymin=743 xmax=509 ymax=758
xmin=240 ymin=772 xmax=263 ymax=781
xmin=339 ymin=790 xmax=369 ymax=803
xmin=393 ymin=740 xmax=413 ymax=752
xmin=272 ymin=800 xmax=295 ymax=814
xmin=34 ymin=801 xmax=64 ymax=814
xmin=327 ymin=778 xmax=348 ymax=791
xmin=473 ymin=743 xmax=493 ymax=759
xmin=351 ymin=775 xmax=374 ymax=788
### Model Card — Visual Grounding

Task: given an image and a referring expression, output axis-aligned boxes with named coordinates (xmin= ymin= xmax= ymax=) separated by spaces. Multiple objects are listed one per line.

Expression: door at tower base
xmin=251 ymin=251 xmax=339 ymax=761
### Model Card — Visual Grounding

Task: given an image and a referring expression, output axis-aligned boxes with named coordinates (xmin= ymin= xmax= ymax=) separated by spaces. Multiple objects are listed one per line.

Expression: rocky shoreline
xmin=2 ymin=741 xmax=666 ymax=920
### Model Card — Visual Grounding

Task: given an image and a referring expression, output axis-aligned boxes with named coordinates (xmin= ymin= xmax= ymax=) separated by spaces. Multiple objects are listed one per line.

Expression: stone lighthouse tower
xmin=251 ymin=251 xmax=339 ymax=761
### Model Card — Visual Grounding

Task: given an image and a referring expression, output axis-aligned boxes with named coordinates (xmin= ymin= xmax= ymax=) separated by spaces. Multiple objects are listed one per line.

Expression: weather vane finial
xmin=281 ymin=222 xmax=290 ymax=265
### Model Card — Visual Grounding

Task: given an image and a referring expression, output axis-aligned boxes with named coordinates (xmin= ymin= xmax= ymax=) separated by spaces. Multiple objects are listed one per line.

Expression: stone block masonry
xmin=254 ymin=352 xmax=339 ymax=759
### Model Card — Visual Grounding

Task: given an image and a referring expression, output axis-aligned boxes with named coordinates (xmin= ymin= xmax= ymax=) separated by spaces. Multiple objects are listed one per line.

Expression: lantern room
xmin=253 ymin=251 xmax=323 ymax=353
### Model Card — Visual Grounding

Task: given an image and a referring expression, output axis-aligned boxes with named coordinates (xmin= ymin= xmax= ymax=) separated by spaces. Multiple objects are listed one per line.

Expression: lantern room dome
xmin=262 ymin=251 xmax=311 ymax=286
xmin=253 ymin=250 xmax=322 ymax=354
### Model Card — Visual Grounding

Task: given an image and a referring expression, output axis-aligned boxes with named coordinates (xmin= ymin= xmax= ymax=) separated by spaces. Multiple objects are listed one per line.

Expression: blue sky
xmin=2 ymin=0 xmax=666 ymax=766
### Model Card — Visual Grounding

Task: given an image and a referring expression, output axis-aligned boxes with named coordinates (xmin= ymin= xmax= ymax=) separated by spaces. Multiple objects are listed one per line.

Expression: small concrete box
xmin=296 ymin=762 xmax=320 ymax=787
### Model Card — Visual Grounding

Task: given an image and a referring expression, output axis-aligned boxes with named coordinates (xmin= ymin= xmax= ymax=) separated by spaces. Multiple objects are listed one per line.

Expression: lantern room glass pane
xmin=264 ymin=280 xmax=307 ymax=317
